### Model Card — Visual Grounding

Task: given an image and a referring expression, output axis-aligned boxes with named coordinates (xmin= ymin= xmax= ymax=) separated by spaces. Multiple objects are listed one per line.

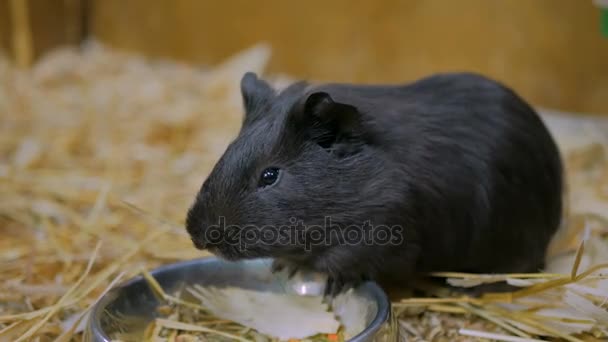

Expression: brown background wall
xmin=88 ymin=0 xmax=608 ymax=115
xmin=0 ymin=1 xmax=10 ymax=55
xmin=0 ymin=0 xmax=85 ymax=63
xmin=1 ymin=0 xmax=607 ymax=115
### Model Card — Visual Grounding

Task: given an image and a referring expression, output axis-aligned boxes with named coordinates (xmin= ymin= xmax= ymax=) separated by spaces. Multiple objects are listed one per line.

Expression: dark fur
xmin=186 ymin=71 xmax=563 ymax=295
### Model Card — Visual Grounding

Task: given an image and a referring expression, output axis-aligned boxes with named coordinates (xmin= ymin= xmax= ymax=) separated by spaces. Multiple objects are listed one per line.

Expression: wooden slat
xmin=0 ymin=0 xmax=86 ymax=65
xmin=9 ymin=0 xmax=33 ymax=68
xmin=0 ymin=1 xmax=10 ymax=55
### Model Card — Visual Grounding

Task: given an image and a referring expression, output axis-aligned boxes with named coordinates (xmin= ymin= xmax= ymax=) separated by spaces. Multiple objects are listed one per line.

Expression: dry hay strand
xmin=1 ymin=41 xmax=607 ymax=341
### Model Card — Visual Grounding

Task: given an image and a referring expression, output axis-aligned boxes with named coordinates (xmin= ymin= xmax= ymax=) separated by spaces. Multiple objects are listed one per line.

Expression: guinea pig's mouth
xmin=188 ymin=234 xmax=245 ymax=260
xmin=189 ymin=235 xmax=208 ymax=250
xmin=210 ymin=244 xmax=270 ymax=262
xmin=189 ymin=230 xmax=274 ymax=261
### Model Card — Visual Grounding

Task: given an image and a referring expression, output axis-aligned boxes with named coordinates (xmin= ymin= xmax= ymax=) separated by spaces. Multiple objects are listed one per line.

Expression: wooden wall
xmin=0 ymin=1 xmax=11 ymax=55
xmin=88 ymin=0 xmax=608 ymax=115
xmin=0 ymin=0 xmax=85 ymax=66
xmin=1 ymin=0 xmax=607 ymax=114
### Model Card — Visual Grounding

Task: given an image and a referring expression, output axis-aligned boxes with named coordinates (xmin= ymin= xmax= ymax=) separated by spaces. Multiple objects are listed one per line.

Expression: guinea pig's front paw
xmin=271 ymin=259 xmax=299 ymax=278
xmin=325 ymin=274 xmax=367 ymax=297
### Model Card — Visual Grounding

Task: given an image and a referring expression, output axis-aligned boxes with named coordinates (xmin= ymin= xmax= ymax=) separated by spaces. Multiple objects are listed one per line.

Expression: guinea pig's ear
xmin=240 ymin=72 xmax=275 ymax=123
xmin=292 ymin=91 xmax=364 ymax=155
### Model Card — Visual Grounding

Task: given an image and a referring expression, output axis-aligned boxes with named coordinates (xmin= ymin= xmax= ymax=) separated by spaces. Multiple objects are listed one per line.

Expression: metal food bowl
xmin=87 ymin=257 xmax=391 ymax=341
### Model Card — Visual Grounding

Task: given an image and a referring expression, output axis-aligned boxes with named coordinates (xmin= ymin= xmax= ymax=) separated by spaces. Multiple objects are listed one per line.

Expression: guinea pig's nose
xmin=185 ymin=205 xmax=210 ymax=249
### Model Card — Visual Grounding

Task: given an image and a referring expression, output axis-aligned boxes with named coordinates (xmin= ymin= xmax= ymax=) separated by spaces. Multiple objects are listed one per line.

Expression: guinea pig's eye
xmin=258 ymin=167 xmax=281 ymax=188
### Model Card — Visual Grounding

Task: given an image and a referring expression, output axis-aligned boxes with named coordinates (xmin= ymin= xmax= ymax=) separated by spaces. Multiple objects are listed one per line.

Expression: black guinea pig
xmin=185 ymin=71 xmax=563 ymax=296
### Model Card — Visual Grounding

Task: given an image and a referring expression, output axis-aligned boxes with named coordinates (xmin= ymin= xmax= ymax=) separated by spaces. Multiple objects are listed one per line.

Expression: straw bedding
xmin=0 ymin=41 xmax=607 ymax=342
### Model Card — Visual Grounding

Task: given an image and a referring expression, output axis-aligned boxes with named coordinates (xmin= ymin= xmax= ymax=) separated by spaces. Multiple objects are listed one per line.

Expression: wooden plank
xmin=0 ymin=0 xmax=11 ymax=56
xmin=0 ymin=0 xmax=86 ymax=64
xmin=27 ymin=0 xmax=85 ymax=58
xmin=9 ymin=0 xmax=34 ymax=68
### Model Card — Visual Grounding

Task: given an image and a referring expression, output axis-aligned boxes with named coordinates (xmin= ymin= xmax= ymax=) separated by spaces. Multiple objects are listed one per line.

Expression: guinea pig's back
xmin=320 ymin=73 xmax=564 ymax=274
xmin=403 ymin=73 xmax=563 ymax=274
